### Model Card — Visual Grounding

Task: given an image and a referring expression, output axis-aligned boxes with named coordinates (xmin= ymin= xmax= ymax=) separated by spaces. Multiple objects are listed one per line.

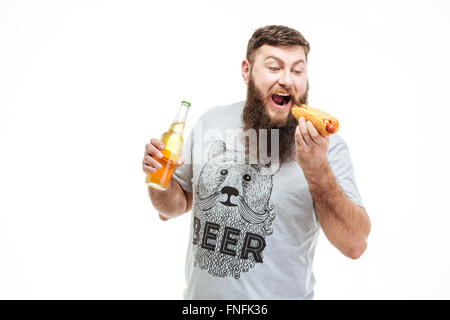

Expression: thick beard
xmin=242 ymin=74 xmax=308 ymax=165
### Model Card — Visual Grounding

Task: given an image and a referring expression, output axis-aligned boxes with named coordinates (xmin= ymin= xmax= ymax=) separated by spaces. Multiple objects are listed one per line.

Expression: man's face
xmin=242 ymin=44 xmax=308 ymax=125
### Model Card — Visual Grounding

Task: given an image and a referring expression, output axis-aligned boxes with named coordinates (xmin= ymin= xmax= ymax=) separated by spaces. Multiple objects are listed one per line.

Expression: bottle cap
xmin=182 ymin=100 xmax=191 ymax=107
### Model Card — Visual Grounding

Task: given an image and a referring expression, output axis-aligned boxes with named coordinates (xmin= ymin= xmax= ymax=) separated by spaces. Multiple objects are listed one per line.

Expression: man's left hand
xmin=295 ymin=117 xmax=330 ymax=174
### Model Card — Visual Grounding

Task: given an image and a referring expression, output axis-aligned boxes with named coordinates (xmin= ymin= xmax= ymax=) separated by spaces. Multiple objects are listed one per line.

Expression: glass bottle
xmin=146 ymin=100 xmax=191 ymax=190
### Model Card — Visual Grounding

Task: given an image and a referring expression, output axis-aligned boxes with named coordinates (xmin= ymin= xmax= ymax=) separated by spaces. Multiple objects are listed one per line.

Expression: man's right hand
xmin=142 ymin=138 xmax=184 ymax=176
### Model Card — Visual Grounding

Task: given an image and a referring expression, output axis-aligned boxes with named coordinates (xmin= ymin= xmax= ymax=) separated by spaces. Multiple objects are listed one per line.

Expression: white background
xmin=1 ymin=0 xmax=449 ymax=299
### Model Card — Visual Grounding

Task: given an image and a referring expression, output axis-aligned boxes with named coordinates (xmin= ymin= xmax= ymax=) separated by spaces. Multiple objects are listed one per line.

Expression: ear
xmin=251 ymin=161 xmax=281 ymax=176
xmin=242 ymin=59 xmax=250 ymax=84
xmin=208 ymin=140 xmax=226 ymax=160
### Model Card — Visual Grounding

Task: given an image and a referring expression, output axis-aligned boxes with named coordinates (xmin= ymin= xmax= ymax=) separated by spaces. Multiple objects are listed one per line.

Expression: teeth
xmin=276 ymin=93 xmax=290 ymax=96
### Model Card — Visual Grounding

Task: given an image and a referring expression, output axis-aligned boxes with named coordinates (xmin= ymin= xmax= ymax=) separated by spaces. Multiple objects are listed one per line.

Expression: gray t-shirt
xmin=172 ymin=101 xmax=364 ymax=299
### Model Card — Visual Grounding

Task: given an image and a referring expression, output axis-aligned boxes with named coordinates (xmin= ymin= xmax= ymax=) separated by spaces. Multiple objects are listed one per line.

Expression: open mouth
xmin=271 ymin=93 xmax=291 ymax=107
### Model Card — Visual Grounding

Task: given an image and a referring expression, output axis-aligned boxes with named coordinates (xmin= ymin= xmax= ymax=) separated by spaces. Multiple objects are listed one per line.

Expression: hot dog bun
xmin=291 ymin=104 xmax=339 ymax=136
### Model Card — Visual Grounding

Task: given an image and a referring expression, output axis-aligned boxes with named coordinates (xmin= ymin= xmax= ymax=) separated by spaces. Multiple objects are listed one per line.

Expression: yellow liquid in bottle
xmin=146 ymin=122 xmax=185 ymax=190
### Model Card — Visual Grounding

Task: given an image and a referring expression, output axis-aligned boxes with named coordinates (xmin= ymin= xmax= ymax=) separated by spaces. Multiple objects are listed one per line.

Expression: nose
xmin=278 ymin=69 xmax=293 ymax=88
xmin=221 ymin=186 xmax=239 ymax=197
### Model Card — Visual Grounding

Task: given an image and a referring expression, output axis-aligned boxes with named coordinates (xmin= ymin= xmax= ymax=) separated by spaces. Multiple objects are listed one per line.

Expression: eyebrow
xmin=265 ymin=55 xmax=305 ymax=66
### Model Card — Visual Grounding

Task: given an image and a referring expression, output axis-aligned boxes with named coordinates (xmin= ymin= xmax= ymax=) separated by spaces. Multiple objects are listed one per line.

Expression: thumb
xmin=176 ymin=156 xmax=185 ymax=166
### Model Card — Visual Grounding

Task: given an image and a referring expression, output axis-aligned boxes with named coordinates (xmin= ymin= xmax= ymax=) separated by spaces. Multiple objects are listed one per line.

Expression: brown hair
xmin=246 ymin=25 xmax=310 ymax=64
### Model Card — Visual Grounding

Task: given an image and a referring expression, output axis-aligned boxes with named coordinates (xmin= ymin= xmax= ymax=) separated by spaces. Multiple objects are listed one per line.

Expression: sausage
xmin=326 ymin=121 xmax=337 ymax=134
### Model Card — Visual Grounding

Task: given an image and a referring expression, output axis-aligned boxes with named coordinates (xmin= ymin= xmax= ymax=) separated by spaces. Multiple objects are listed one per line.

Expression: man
xmin=142 ymin=25 xmax=371 ymax=299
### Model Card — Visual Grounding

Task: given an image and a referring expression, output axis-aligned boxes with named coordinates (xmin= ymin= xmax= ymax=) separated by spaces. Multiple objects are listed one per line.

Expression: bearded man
xmin=142 ymin=25 xmax=371 ymax=299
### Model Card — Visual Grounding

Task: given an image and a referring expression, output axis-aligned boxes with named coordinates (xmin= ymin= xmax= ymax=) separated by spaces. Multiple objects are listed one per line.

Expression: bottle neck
xmin=170 ymin=103 xmax=189 ymax=134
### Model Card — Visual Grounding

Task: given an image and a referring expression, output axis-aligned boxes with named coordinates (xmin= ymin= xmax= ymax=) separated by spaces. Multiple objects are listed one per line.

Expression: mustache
xmin=196 ymin=191 xmax=221 ymax=211
xmin=196 ymin=192 xmax=269 ymax=224
xmin=237 ymin=195 xmax=268 ymax=224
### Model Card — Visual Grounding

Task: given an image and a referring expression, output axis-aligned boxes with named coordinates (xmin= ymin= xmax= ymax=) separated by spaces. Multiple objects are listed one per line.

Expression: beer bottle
xmin=146 ymin=100 xmax=191 ymax=190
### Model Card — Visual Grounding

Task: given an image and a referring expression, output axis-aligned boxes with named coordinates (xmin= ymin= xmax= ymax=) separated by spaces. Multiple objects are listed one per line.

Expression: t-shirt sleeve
xmin=172 ymin=126 xmax=194 ymax=193
xmin=328 ymin=136 xmax=364 ymax=208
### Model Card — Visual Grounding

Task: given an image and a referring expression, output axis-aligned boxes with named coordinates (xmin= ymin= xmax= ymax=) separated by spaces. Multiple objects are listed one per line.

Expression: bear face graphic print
xmin=192 ymin=140 xmax=280 ymax=279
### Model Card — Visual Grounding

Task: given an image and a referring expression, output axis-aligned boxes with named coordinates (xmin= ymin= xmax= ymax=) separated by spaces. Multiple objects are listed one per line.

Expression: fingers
xmin=143 ymin=137 xmax=187 ymax=174
xmin=296 ymin=117 xmax=311 ymax=148
xmin=143 ymin=155 xmax=185 ymax=174
xmin=305 ymin=120 xmax=323 ymax=145
xmin=146 ymin=140 xmax=164 ymax=158
xmin=144 ymin=154 xmax=162 ymax=168
xmin=150 ymin=138 xmax=165 ymax=151
xmin=143 ymin=155 xmax=163 ymax=174
xmin=143 ymin=162 xmax=158 ymax=174
xmin=143 ymin=138 xmax=165 ymax=174
xmin=300 ymin=117 xmax=314 ymax=146
xmin=296 ymin=117 xmax=329 ymax=151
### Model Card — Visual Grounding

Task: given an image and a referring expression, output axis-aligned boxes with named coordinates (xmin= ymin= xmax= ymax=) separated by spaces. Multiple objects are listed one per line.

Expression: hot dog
xmin=291 ymin=104 xmax=339 ymax=136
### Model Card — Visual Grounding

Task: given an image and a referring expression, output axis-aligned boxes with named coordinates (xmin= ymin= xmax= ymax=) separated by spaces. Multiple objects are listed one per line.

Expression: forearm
xmin=148 ymin=179 xmax=188 ymax=220
xmin=305 ymin=163 xmax=371 ymax=259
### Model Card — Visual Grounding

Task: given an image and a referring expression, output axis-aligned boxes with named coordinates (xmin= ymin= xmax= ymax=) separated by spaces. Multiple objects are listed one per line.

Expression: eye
xmin=220 ymin=169 xmax=228 ymax=176
xmin=293 ymin=70 xmax=303 ymax=75
xmin=269 ymin=67 xmax=280 ymax=71
xmin=243 ymin=174 xmax=251 ymax=181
